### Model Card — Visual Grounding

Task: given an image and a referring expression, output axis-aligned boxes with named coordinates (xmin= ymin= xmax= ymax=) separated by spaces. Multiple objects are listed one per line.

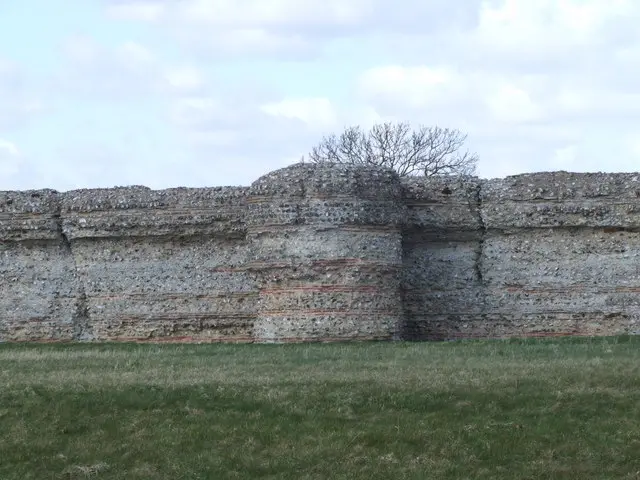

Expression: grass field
xmin=2 ymin=337 xmax=640 ymax=479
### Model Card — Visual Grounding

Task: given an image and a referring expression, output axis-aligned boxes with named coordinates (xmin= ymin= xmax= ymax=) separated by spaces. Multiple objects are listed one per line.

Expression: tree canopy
xmin=307 ymin=122 xmax=478 ymax=177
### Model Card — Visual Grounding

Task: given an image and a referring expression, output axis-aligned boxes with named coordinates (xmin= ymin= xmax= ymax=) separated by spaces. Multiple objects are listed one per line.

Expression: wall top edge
xmin=2 ymin=164 xmax=640 ymax=215
xmin=4 ymin=165 xmax=639 ymax=195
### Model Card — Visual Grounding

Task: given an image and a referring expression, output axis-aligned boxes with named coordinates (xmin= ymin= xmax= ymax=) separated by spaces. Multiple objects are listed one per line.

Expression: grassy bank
xmin=1 ymin=337 xmax=640 ymax=479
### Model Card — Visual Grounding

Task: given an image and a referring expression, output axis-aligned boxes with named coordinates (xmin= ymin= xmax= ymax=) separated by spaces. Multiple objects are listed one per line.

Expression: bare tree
xmin=307 ymin=122 xmax=478 ymax=177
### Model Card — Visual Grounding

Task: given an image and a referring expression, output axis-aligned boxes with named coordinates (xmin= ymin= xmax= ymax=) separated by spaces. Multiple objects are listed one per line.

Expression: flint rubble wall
xmin=1 ymin=163 xmax=639 ymax=342
xmin=402 ymin=171 xmax=640 ymax=340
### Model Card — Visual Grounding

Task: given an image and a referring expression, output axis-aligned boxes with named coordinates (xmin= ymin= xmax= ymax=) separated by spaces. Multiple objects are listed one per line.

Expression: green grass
xmin=2 ymin=337 xmax=640 ymax=479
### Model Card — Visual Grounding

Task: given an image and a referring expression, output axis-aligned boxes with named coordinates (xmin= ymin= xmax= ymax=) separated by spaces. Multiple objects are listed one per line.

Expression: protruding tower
xmin=247 ymin=163 xmax=406 ymax=342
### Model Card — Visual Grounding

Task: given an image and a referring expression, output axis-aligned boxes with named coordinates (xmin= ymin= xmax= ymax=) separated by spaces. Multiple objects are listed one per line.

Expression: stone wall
xmin=401 ymin=175 xmax=484 ymax=340
xmin=2 ymin=163 xmax=640 ymax=342
xmin=402 ymin=171 xmax=640 ymax=340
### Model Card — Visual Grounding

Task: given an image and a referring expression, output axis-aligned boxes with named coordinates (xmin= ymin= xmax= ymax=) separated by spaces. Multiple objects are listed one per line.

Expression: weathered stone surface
xmin=402 ymin=171 xmax=640 ymax=340
xmin=482 ymin=171 xmax=640 ymax=230
xmin=402 ymin=175 xmax=481 ymax=232
xmin=247 ymin=164 xmax=405 ymax=342
xmin=0 ymin=189 xmax=62 ymax=241
xmin=0 ymin=190 xmax=82 ymax=341
xmin=3 ymin=165 xmax=640 ymax=342
xmin=61 ymin=185 xmax=248 ymax=239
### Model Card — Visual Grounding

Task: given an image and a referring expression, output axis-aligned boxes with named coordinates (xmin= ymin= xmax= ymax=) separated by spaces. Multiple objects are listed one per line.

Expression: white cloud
xmin=357 ymin=66 xmax=548 ymax=125
xmin=0 ymin=139 xmax=22 ymax=178
xmin=626 ymin=135 xmax=640 ymax=159
xmin=552 ymin=145 xmax=579 ymax=170
xmin=474 ymin=0 xmax=637 ymax=54
xmin=550 ymin=86 xmax=640 ymax=119
xmin=184 ymin=129 xmax=241 ymax=147
xmin=4 ymin=0 xmax=640 ymax=192
xmin=104 ymin=0 xmax=482 ymax=35
xmin=484 ymin=83 xmax=544 ymax=124
xmin=169 ymin=95 xmax=267 ymax=131
xmin=357 ymin=66 xmax=460 ymax=111
xmin=117 ymin=41 xmax=155 ymax=65
xmin=55 ymin=37 xmax=209 ymax=101
xmin=170 ymin=96 xmax=221 ymax=128
xmin=261 ymin=98 xmax=338 ymax=131
xmin=162 ymin=66 xmax=204 ymax=92
xmin=101 ymin=0 xmax=481 ymax=59
xmin=346 ymin=0 xmax=640 ymax=177
xmin=0 ymin=139 xmax=19 ymax=157
xmin=0 ymin=58 xmax=46 ymax=130
xmin=179 ymin=0 xmax=369 ymax=28
xmin=179 ymin=28 xmax=315 ymax=58
xmin=63 ymin=35 xmax=99 ymax=63
xmin=105 ymin=1 xmax=165 ymax=21
xmin=55 ymin=37 xmax=156 ymax=97
xmin=104 ymin=0 xmax=362 ymax=59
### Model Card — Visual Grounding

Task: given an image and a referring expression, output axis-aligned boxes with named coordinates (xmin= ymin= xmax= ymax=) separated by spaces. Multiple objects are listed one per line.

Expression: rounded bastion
xmin=246 ymin=163 xmax=407 ymax=342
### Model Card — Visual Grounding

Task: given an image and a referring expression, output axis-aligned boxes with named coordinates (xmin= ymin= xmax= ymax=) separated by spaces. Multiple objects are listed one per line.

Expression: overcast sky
xmin=1 ymin=0 xmax=639 ymax=191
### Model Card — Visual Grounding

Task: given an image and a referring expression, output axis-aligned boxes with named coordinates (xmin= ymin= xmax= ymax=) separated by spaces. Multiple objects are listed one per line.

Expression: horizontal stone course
xmin=62 ymin=186 xmax=249 ymax=239
xmin=482 ymin=172 xmax=640 ymax=229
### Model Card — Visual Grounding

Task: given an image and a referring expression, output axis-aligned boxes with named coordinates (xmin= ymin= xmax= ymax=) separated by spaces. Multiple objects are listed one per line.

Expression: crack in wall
xmin=398 ymin=232 xmax=416 ymax=341
xmin=54 ymin=214 xmax=91 ymax=340
xmin=473 ymin=181 xmax=487 ymax=285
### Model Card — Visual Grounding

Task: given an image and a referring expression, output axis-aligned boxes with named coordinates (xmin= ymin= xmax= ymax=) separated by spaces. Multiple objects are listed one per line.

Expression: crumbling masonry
xmin=2 ymin=163 xmax=640 ymax=342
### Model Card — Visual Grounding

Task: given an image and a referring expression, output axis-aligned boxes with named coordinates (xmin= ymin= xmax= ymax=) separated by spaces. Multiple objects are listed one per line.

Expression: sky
xmin=1 ymin=0 xmax=640 ymax=191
